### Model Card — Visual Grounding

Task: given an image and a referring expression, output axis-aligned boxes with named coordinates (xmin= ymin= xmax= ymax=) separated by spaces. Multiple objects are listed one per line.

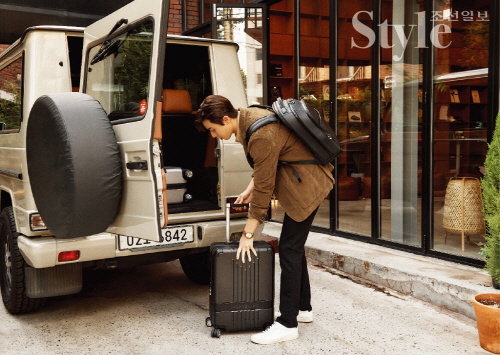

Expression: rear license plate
xmin=118 ymin=225 xmax=194 ymax=251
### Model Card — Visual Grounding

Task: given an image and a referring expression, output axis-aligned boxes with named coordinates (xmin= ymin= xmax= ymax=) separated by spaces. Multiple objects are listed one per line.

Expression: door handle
xmin=126 ymin=160 xmax=148 ymax=171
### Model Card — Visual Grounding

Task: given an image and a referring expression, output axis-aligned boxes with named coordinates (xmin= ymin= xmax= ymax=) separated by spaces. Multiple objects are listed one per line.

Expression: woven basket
xmin=443 ymin=177 xmax=485 ymax=250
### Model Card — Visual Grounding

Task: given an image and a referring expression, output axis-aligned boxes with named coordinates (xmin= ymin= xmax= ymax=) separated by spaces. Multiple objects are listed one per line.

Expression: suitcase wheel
xmin=205 ymin=317 xmax=212 ymax=327
xmin=211 ymin=328 xmax=221 ymax=338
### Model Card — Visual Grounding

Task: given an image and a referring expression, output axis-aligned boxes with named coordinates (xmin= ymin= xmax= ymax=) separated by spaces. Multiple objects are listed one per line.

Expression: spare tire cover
xmin=27 ymin=93 xmax=122 ymax=238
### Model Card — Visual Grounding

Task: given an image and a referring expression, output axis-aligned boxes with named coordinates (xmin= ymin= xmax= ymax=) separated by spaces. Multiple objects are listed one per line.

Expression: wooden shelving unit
xmin=432 ymin=79 xmax=489 ymax=196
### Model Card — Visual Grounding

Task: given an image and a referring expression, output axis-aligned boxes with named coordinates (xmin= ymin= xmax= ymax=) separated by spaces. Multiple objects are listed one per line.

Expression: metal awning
xmin=0 ymin=0 xmax=132 ymax=44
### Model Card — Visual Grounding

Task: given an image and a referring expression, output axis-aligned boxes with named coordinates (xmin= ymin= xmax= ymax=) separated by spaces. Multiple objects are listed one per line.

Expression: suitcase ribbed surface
xmin=209 ymin=241 xmax=274 ymax=332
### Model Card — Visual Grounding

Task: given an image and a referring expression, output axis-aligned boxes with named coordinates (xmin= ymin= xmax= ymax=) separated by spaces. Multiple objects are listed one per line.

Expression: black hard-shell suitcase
xmin=164 ymin=166 xmax=193 ymax=204
xmin=206 ymin=203 xmax=275 ymax=338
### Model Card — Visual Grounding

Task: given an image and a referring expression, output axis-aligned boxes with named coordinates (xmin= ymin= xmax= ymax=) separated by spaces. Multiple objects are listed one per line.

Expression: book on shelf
xmin=270 ymin=64 xmax=283 ymax=77
xmin=450 ymin=89 xmax=460 ymax=103
xmin=439 ymin=105 xmax=449 ymax=121
xmin=471 ymin=89 xmax=481 ymax=103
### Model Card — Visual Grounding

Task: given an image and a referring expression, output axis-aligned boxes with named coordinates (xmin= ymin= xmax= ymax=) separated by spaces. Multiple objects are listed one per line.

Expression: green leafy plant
xmin=481 ymin=111 xmax=500 ymax=285
xmin=113 ymin=24 xmax=153 ymax=105
xmin=0 ymin=80 xmax=21 ymax=130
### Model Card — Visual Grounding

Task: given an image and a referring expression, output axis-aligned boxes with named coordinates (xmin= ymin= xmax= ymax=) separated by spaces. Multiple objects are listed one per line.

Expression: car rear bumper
xmin=18 ymin=219 xmax=249 ymax=268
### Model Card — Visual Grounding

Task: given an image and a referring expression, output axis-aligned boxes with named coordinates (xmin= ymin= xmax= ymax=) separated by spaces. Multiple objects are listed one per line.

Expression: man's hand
xmin=235 ymin=189 xmax=252 ymax=205
xmin=234 ymin=178 xmax=254 ymax=211
xmin=236 ymin=236 xmax=257 ymax=263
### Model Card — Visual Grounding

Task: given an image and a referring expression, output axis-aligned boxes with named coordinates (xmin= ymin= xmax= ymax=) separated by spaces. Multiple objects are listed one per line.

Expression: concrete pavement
xmin=0 ymin=258 xmax=489 ymax=355
xmin=262 ymin=222 xmax=496 ymax=320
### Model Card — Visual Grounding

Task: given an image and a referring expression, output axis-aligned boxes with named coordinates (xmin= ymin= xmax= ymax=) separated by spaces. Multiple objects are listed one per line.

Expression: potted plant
xmin=472 ymin=293 xmax=500 ymax=354
xmin=481 ymin=111 xmax=500 ymax=289
xmin=472 ymin=112 xmax=500 ymax=354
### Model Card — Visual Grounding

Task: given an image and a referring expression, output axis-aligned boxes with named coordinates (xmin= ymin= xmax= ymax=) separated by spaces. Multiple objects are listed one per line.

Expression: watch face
xmin=245 ymin=232 xmax=253 ymax=239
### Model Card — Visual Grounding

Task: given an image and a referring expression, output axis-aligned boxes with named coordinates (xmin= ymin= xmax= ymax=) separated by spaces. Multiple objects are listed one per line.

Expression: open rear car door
xmin=82 ymin=0 xmax=169 ymax=242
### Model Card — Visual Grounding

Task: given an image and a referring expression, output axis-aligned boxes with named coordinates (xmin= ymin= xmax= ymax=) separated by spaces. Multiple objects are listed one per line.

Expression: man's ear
xmin=222 ymin=115 xmax=230 ymax=125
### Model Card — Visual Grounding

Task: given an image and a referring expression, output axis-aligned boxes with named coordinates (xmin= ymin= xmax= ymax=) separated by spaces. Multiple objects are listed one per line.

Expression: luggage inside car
xmin=164 ymin=166 xmax=193 ymax=204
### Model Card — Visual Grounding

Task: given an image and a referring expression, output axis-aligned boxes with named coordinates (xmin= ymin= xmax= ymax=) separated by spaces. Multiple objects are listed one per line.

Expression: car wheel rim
xmin=4 ymin=240 xmax=11 ymax=289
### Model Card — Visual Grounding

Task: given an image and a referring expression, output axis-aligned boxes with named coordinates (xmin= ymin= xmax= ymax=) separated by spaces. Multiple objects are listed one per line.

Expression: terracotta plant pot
xmin=472 ymin=293 xmax=500 ymax=354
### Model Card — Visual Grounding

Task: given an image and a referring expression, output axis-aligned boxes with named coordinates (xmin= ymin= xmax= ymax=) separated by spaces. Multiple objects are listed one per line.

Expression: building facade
xmin=180 ymin=0 xmax=500 ymax=267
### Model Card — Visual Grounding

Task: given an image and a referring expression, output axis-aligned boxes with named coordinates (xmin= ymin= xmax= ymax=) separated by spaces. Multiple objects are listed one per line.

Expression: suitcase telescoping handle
xmin=225 ymin=203 xmax=250 ymax=242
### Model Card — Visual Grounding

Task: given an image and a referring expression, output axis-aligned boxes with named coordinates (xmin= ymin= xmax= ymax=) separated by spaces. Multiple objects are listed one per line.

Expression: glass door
xmin=212 ymin=4 xmax=267 ymax=105
xmin=331 ymin=0 xmax=497 ymax=265
xmin=431 ymin=0 xmax=492 ymax=259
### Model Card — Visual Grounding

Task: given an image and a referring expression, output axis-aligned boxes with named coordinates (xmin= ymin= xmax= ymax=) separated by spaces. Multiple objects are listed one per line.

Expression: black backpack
xmin=245 ymin=97 xmax=341 ymax=182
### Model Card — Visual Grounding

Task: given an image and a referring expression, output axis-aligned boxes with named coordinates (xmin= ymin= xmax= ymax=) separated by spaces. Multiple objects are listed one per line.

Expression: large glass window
xmin=253 ymin=0 xmax=497 ymax=264
xmin=432 ymin=0 xmax=492 ymax=259
xmin=86 ymin=20 xmax=154 ymax=122
xmin=336 ymin=0 xmax=373 ymax=236
xmin=0 ymin=55 xmax=23 ymax=133
xmin=297 ymin=0 xmax=331 ymax=228
xmin=379 ymin=0 xmax=424 ymax=247
xmin=268 ymin=0 xmax=295 ymax=103
xmin=269 ymin=0 xmax=296 ymax=223
xmin=214 ymin=6 xmax=264 ymax=105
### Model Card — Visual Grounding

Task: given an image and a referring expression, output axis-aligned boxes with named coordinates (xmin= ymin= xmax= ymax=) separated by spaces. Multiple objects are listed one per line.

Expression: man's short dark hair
xmin=194 ymin=95 xmax=238 ymax=131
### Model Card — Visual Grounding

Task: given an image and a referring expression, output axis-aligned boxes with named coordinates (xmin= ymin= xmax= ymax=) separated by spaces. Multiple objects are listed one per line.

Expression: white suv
xmin=0 ymin=0 xmax=258 ymax=314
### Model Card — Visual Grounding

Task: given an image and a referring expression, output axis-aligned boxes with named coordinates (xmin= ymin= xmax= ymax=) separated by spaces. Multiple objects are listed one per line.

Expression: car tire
xmin=26 ymin=93 xmax=122 ymax=238
xmin=180 ymin=251 xmax=211 ymax=285
xmin=0 ymin=207 xmax=46 ymax=314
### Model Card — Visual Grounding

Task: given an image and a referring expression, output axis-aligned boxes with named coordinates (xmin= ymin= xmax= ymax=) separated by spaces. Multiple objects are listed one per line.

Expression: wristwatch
xmin=243 ymin=231 xmax=254 ymax=239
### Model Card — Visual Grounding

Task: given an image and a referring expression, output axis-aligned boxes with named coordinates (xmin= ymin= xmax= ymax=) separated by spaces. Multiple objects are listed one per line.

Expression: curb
xmin=262 ymin=222 xmax=495 ymax=319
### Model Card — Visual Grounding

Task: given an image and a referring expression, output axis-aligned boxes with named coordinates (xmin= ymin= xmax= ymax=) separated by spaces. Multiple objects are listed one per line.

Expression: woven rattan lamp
xmin=443 ymin=177 xmax=485 ymax=251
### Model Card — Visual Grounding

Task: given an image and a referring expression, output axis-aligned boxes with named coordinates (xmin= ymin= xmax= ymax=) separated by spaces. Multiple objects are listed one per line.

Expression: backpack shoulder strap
xmin=248 ymin=104 xmax=273 ymax=110
xmin=245 ymin=114 xmax=279 ymax=146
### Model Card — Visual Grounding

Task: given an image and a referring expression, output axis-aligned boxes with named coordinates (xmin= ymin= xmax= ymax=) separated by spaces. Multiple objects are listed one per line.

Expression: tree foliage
xmin=0 ymin=81 xmax=21 ymax=130
xmin=481 ymin=112 xmax=500 ymax=283
xmin=113 ymin=23 xmax=153 ymax=105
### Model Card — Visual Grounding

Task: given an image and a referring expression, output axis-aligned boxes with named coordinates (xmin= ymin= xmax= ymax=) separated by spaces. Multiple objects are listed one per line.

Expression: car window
xmin=86 ymin=20 xmax=154 ymax=122
xmin=164 ymin=44 xmax=213 ymax=109
xmin=0 ymin=55 xmax=23 ymax=133
xmin=67 ymin=36 xmax=84 ymax=90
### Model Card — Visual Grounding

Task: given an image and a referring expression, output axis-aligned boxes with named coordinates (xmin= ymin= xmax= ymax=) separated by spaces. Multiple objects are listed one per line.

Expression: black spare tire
xmin=26 ymin=93 xmax=122 ymax=238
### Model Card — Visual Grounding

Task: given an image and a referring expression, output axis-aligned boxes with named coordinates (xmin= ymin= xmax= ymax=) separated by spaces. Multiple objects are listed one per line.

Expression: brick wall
xmin=167 ymin=0 xmax=200 ymax=35
xmin=186 ymin=0 xmax=200 ymax=30
xmin=168 ymin=0 xmax=183 ymax=34
xmin=0 ymin=45 xmax=9 ymax=54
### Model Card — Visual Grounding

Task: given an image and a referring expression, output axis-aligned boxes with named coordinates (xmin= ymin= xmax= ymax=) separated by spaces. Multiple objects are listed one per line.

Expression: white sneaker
xmin=250 ymin=322 xmax=298 ymax=345
xmin=274 ymin=310 xmax=314 ymax=323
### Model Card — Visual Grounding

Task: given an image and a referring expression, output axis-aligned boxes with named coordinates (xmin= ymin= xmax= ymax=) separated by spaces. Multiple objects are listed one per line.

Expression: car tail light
xmin=30 ymin=213 xmax=47 ymax=231
xmin=58 ymin=250 xmax=80 ymax=262
xmin=226 ymin=197 xmax=249 ymax=213
xmin=139 ymin=99 xmax=147 ymax=114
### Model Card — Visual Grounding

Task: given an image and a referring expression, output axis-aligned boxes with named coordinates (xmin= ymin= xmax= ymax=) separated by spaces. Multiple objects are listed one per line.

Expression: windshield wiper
xmin=90 ymin=18 xmax=128 ymax=65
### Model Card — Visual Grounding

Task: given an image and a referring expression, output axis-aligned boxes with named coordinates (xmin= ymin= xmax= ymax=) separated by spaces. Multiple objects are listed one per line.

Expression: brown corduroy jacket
xmin=236 ymin=107 xmax=334 ymax=223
